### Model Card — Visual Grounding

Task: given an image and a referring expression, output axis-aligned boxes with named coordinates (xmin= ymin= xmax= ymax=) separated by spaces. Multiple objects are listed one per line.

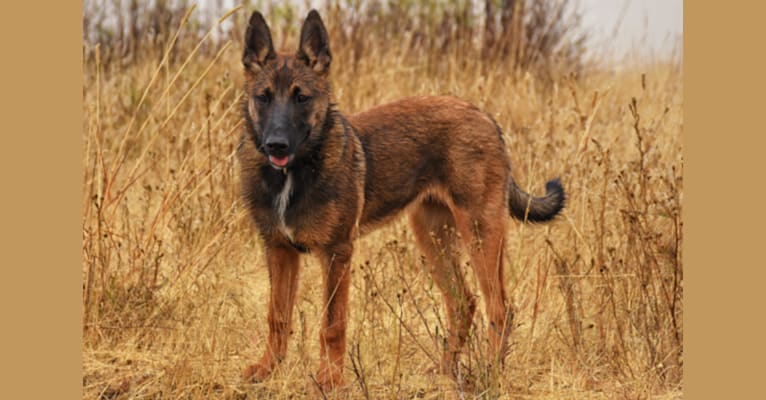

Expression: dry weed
xmin=82 ymin=3 xmax=682 ymax=399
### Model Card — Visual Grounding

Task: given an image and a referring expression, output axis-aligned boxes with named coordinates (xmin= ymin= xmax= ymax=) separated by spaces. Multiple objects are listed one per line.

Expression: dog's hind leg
xmin=410 ymin=198 xmax=477 ymax=377
xmin=452 ymin=204 xmax=513 ymax=369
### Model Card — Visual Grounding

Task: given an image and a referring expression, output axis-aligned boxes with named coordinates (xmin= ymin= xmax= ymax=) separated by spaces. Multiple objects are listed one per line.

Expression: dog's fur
xmin=237 ymin=10 xmax=565 ymax=390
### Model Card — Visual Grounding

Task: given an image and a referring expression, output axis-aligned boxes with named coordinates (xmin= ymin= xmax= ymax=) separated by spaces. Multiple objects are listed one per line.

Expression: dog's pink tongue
xmin=270 ymin=155 xmax=289 ymax=167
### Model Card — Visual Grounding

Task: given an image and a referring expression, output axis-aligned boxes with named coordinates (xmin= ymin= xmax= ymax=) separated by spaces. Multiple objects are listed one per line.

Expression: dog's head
xmin=242 ymin=10 xmax=332 ymax=170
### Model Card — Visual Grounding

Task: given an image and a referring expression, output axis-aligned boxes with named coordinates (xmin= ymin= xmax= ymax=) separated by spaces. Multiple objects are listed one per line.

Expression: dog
xmin=237 ymin=9 xmax=565 ymax=390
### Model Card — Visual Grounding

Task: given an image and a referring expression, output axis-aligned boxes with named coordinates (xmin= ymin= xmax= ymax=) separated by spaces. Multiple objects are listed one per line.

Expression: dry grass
xmin=82 ymin=3 xmax=682 ymax=399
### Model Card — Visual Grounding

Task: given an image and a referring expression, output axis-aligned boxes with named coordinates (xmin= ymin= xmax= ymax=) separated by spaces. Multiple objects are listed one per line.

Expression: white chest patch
xmin=275 ymin=172 xmax=295 ymax=241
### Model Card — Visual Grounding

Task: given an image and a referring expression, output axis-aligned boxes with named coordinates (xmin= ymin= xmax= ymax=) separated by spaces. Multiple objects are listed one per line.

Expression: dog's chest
xmin=274 ymin=172 xmax=295 ymax=241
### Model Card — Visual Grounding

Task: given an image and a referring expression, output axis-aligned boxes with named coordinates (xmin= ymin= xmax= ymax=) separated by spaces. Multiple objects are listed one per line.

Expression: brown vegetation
xmin=82 ymin=2 xmax=682 ymax=398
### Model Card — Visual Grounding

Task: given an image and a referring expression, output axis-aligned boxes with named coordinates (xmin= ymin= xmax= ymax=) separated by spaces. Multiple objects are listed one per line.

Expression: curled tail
xmin=508 ymin=178 xmax=565 ymax=223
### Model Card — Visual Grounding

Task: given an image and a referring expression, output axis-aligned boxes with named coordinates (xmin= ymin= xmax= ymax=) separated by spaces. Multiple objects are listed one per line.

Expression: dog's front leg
xmin=244 ymin=243 xmax=301 ymax=382
xmin=316 ymin=242 xmax=353 ymax=391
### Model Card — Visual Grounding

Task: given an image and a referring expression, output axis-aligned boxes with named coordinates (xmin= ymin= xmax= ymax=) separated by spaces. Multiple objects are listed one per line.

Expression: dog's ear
xmin=243 ymin=11 xmax=276 ymax=71
xmin=296 ymin=10 xmax=331 ymax=74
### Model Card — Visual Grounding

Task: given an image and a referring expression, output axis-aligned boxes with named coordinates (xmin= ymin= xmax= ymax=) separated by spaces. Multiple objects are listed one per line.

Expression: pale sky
xmin=577 ymin=0 xmax=683 ymax=62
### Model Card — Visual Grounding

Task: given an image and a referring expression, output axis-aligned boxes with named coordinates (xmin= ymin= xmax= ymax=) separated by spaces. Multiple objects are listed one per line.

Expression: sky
xmin=577 ymin=0 xmax=683 ymax=62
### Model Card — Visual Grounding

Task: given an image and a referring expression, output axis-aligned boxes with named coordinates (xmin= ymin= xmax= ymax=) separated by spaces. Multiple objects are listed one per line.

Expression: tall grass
xmin=82 ymin=2 xmax=682 ymax=398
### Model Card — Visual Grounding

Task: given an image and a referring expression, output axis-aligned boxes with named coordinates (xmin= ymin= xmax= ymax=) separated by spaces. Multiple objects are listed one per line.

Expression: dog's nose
xmin=265 ymin=136 xmax=289 ymax=153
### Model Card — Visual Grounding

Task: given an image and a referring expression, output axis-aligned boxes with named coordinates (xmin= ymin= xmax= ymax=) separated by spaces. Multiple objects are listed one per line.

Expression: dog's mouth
xmin=268 ymin=154 xmax=293 ymax=169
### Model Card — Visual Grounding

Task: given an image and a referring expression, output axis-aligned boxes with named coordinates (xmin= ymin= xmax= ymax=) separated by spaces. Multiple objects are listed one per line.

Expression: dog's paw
xmin=243 ymin=362 xmax=272 ymax=383
xmin=314 ymin=366 xmax=345 ymax=393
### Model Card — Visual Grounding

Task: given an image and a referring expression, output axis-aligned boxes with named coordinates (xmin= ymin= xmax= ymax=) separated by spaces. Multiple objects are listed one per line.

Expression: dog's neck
xmin=293 ymin=104 xmax=357 ymax=173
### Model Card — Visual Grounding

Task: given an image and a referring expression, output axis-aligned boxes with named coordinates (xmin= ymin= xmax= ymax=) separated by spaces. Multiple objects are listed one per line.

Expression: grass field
xmin=82 ymin=3 xmax=683 ymax=398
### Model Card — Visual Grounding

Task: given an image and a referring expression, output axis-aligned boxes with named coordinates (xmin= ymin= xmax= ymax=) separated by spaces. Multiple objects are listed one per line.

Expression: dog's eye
xmin=255 ymin=91 xmax=271 ymax=104
xmin=296 ymin=94 xmax=311 ymax=104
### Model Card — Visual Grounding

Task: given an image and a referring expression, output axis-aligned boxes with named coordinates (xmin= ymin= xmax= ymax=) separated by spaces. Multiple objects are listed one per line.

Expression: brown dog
xmin=237 ymin=9 xmax=565 ymax=390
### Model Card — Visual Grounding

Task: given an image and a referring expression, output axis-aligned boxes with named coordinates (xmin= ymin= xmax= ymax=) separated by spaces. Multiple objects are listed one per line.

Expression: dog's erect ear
xmin=296 ymin=10 xmax=331 ymax=74
xmin=243 ymin=11 xmax=276 ymax=71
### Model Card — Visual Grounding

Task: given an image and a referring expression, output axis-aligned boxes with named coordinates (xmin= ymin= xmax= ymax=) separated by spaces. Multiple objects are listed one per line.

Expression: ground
xmin=82 ymin=5 xmax=683 ymax=399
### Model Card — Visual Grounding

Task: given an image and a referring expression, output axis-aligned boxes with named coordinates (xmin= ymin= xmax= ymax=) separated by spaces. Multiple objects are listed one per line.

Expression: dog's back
xmin=349 ymin=95 xmax=512 ymax=230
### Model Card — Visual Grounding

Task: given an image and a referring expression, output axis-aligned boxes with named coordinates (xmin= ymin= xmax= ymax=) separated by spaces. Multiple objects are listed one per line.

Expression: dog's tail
xmin=508 ymin=177 xmax=565 ymax=223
